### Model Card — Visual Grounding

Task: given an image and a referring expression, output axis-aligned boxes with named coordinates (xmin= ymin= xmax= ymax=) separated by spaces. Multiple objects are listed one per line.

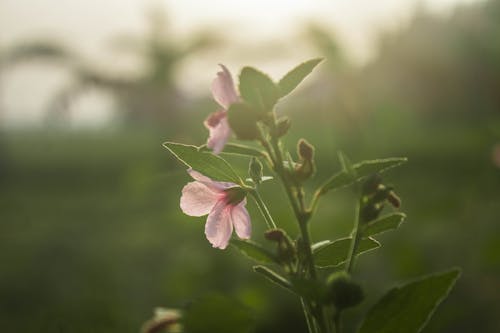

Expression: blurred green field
xmin=1 ymin=110 xmax=498 ymax=332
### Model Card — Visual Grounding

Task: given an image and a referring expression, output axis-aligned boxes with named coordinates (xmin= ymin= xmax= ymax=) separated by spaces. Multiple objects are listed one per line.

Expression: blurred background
xmin=1 ymin=0 xmax=499 ymax=332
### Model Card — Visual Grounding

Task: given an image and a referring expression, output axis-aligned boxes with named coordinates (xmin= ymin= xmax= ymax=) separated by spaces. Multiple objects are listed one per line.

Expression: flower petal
xmin=205 ymin=200 xmax=233 ymax=249
xmin=231 ymin=200 xmax=251 ymax=239
xmin=204 ymin=112 xmax=231 ymax=155
xmin=211 ymin=64 xmax=238 ymax=109
xmin=187 ymin=169 xmax=234 ymax=191
xmin=180 ymin=181 xmax=219 ymax=217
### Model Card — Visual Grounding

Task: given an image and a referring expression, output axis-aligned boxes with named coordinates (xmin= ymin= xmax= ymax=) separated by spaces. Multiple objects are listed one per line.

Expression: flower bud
xmin=248 ymin=157 xmax=263 ymax=185
xmin=362 ymin=174 xmax=382 ymax=196
xmin=264 ymin=228 xmax=297 ymax=266
xmin=325 ymin=272 xmax=364 ymax=309
xmin=387 ymin=191 xmax=401 ymax=208
xmin=273 ymin=117 xmax=291 ymax=138
xmin=294 ymin=139 xmax=316 ymax=182
xmin=298 ymin=139 xmax=314 ymax=161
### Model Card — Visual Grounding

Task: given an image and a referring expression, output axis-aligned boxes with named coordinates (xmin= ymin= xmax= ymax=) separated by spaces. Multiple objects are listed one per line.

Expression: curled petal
xmin=211 ymin=64 xmax=238 ymax=109
xmin=204 ymin=112 xmax=231 ymax=154
xmin=231 ymin=200 xmax=251 ymax=239
xmin=180 ymin=182 xmax=219 ymax=217
xmin=205 ymin=200 xmax=233 ymax=249
xmin=187 ymin=169 xmax=234 ymax=192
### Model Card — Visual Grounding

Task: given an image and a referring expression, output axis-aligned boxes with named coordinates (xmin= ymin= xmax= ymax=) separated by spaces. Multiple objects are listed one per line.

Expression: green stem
xmin=345 ymin=199 xmax=362 ymax=274
xmin=259 ymin=116 xmax=331 ymax=332
xmin=249 ymin=189 xmax=277 ymax=229
xmin=309 ymin=189 xmax=323 ymax=214
xmin=301 ymin=298 xmax=317 ymax=333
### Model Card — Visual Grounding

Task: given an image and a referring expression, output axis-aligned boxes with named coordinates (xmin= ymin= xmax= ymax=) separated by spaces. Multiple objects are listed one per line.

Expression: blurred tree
xmin=361 ymin=0 xmax=500 ymax=118
xmin=0 ymin=7 xmax=220 ymax=130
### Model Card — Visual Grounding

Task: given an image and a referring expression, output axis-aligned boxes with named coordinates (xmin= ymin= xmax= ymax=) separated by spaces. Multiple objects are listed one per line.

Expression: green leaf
xmin=313 ymin=237 xmax=380 ymax=268
xmin=311 ymin=240 xmax=332 ymax=252
xmin=230 ymin=239 xmax=277 ymax=264
xmin=362 ymin=213 xmax=406 ymax=237
xmin=320 ymin=157 xmax=407 ymax=193
xmin=278 ymin=58 xmax=323 ymax=98
xmin=338 ymin=150 xmax=355 ymax=174
xmin=253 ymin=265 xmax=294 ymax=293
xmin=354 ymin=158 xmax=408 ymax=178
xmin=183 ymin=293 xmax=254 ymax=333
xmin=290 ymin=277 xmax=327 ymax=302
xmin=359 ymin=268 xmax=461 ymax=333
xmin=227 ymin=103 xmax=261 ymax=140
xmin=163 ymin=142 xmax=241 ymax=184
xmin=199 ymin=143 xmax=267 ymax=158
xmin=239 ymin=67 xmax=280 ymax=113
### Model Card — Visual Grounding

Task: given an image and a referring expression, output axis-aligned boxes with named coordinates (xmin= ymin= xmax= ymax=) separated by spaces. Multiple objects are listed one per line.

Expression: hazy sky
xmin=0 ymin=0 xmax=479 ymax=126
xmin=0 ymin=0 xmax=478 ymax=61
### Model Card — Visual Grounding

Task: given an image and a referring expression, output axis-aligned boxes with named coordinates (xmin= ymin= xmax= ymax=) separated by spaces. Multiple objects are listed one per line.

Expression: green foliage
xmin=230 ymin=239 xmax=276 ymax=264
xmin=290 ymin=277 xmax=327 ymax=302
xmin=238 ymin=67 xmax=280 ymax=113
xmin=183 ymin=293 xmax=254 ymax=333
xmin=200 ymin=143 xmax=267 ymax=158
xmin=163 ymin=142 xmax=241 ymax=184
xmin=253 ymin=265 xmax=293 ymax=292
xmin=227 ymin=103 xmax=262 ymax=140
xmin=313 ymin=237 xmax=380 ymax=268
xmin=320 ymin=157 xmax=407 ymax=193
xmin=337 ymin=150 xmax=354 ymax=174
xmin=278 ymin=58 xmax=323 ymax=97
xmin=359 ymin=269 xmax=461 ymax=333
xmin=361 ymin=213 xmax=406 ymax=237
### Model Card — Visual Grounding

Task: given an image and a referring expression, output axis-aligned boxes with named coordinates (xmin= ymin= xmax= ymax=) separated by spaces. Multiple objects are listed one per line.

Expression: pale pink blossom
xmin=180 ymin=169 xmax=251 ymax=249
xmin=204 ymin=64 xmax=239 ymax=154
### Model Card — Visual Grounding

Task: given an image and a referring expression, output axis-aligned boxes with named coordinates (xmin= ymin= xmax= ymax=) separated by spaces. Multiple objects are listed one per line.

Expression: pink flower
xmin=204 ymin=64 xmax=239 ymax=154
xmin=180 ymin=169 xmax=251 ymax=249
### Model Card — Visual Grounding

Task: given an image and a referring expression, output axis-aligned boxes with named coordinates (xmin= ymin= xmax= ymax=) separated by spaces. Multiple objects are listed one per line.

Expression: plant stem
xmin=249 ymin=189 xmax=277 ymax=229
xmin=258 ymin=116 xmax=332 ymax=332
xmin=301 ymin=298 xmax=318 ymax=333
xmin=345 ymin=198 xmax=362 ymax=274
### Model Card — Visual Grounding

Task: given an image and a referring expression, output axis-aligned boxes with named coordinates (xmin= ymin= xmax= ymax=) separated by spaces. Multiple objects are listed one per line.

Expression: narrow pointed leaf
xmin=253 ymin=265 xmax=294 ymax=293
xmin=359 ymin=268 xmax=461 ymax=333
xmin=320 ymin=157 xmax=407 ymax=193
xmin=163 ymin=142 xmax=241 ymax=184
xmin=354 ymin=158 xmax=408 ymax=178
xmin=230 ymin=239 xmax=277 ymax=264
xmin=338 ymin=150 xmax=355 ymax=174
xmin=313 ymin=237 xmax=380 ymax=268
xmin=311 ymin=240 xmax=332 ymax=252
xmin=239 ymin=67 xmax=280 ymax=113
xmin=362 ymin=213 xmax=406 ymax=237
xmin=278 ymin=58 xmax=323 ymax=97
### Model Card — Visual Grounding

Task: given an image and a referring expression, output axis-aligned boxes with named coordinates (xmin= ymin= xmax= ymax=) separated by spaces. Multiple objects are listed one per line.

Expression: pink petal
xmin=211 ymin=64 xmax=238 ymax=109
xmin=231 ymin=200 xmax=251 ymax=239
xmin=180 ymin=181 xmax=219 ymax=217
xmin=205 ymin=200 xmax=233 ymax=249
xmin=204 ymin=112 xmax=231 ymax=155
xmin=187 ymin=169 xmax=234 ymax=191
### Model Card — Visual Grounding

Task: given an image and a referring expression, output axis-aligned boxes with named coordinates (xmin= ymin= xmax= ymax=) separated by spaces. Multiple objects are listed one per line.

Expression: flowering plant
xmin=145 ymin=60 xmax=460 ymax=333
